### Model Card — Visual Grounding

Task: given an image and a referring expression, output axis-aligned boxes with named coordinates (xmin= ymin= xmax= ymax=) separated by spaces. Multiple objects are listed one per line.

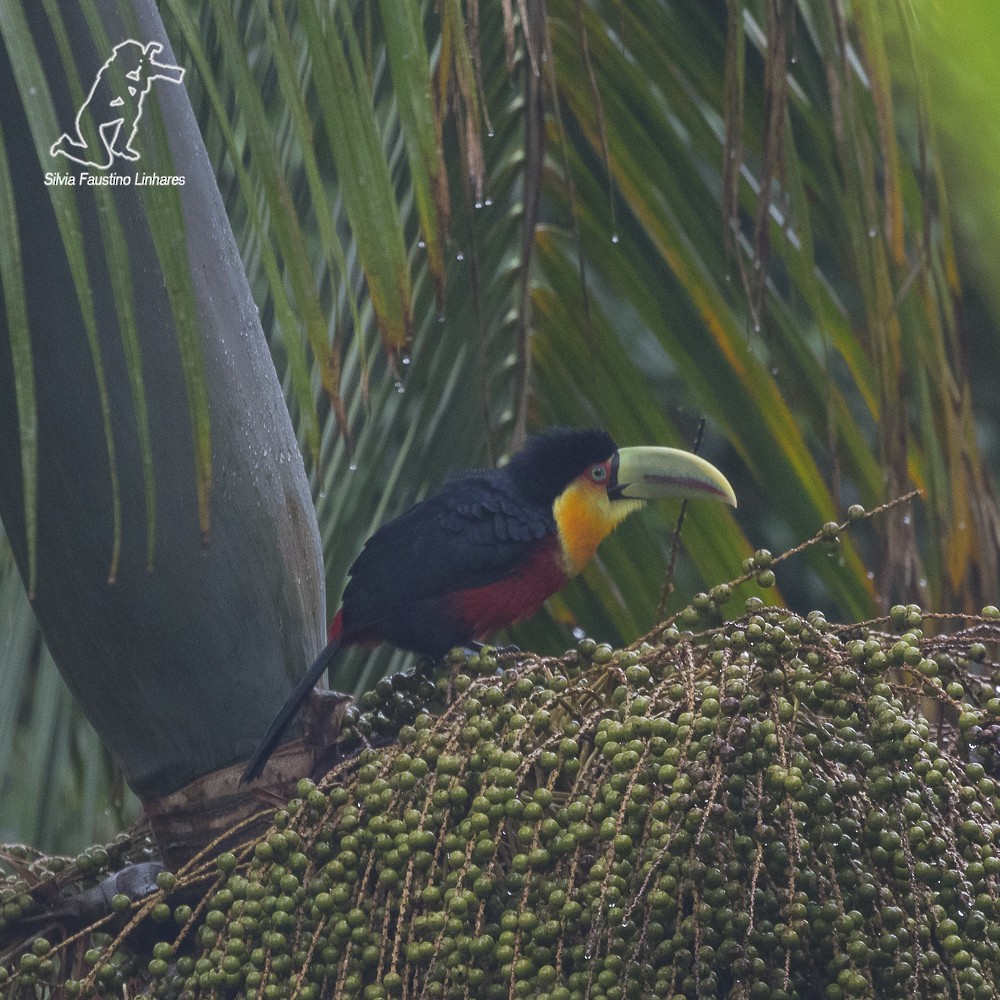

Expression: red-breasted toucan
xmin=243 ymin=428 xmax=736 ymax=781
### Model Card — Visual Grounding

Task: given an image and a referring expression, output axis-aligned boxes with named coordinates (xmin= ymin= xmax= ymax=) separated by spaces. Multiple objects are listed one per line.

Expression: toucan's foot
xmin=469 ymin=640 xmax=521 ymax=656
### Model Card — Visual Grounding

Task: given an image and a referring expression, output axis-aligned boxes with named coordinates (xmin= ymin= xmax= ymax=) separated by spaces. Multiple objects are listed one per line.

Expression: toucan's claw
xmin=469 ymin=640 xmax=521 ymax=656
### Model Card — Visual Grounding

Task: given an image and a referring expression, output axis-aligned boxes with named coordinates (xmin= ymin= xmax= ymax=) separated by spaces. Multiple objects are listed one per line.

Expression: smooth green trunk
xmin=0 ymin=0 xmax=324 ymax=799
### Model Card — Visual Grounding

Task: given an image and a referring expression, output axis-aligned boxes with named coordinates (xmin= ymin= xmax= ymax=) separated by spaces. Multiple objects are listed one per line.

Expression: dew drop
xmin=866 ymin=570 xmax=875 ymax=581
xmin=474 ymin=200 xmax=483 ymax=209
xmin=770 ymin=366 xmax=779 ymax=376
xmin=868 ymin=227 xmax=877 ymax=239
xmin=401 ymin=355 xmax=411 ymax=366
xmin=610 ymin=233 xmax=620 ymax=245
xmin=902 ymin=514 xmax=912 ymax=525
xmin=487 ymin=129 xmax=495 ymax=138
xmin=417 ymin=239 xmax=426 ymax=249
xmin=484 ymin=198 xmax=492 ymax=207
xmin=572 ymin=626 xmax=586 ymax=641
xmin=456 ymin=252 xmax=464 ymax=261
xmin=395 ymin=381 xmax=405 ymax=394
xmin=318 ymin=490 xmax=327 ymax=499
xmin=958 ymin=520 xmax=967 ymax=531
xmin=918 ymin=577 xmax=928 ymax=589
xmin=438 ymin=314 xmax=446 ymax=324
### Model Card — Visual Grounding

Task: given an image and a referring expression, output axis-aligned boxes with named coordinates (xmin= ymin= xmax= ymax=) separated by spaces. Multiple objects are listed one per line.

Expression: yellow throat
xmin=552 ymin=480 xmax=644 ymax=577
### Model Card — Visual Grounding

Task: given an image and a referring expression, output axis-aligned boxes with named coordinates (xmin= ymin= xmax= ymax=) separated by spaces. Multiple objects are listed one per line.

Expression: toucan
xmin=242 ymin=428 xmax=736 ymax=781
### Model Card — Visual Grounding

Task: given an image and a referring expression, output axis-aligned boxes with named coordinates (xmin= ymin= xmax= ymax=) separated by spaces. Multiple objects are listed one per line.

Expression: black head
xmin=505 ymin=428 xmax=618 ymax=505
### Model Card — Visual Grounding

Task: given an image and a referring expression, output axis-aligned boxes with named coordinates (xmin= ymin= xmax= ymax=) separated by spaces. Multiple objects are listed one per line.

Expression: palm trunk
xmin=0 ymin=0 xmax=324 ymax=839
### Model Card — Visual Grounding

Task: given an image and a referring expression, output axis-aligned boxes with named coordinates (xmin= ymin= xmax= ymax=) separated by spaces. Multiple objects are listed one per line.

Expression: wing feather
xmin=341 ymin=470 xmax=554 ymax=634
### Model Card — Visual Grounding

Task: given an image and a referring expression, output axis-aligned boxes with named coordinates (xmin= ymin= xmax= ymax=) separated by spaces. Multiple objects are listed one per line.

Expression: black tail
xmin=241 ymin=635 xmax=343 ymax=783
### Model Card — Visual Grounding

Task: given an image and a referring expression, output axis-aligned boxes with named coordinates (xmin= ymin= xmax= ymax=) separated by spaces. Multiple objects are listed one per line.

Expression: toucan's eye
xmin=590 ymin=464 xmax=608 ymax=482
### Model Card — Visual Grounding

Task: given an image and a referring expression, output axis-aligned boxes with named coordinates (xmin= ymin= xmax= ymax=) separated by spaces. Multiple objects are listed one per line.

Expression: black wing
xmin=340 ymin=469 xmax=553 ymax=634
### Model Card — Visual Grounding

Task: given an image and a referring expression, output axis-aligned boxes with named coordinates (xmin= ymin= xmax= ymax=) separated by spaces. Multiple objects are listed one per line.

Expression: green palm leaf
xmin=2 ymin=0 xmax=998 ymax=855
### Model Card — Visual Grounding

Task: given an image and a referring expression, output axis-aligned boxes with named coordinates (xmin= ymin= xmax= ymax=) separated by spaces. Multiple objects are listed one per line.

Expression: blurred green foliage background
xmin=0 ymin=0 xmax=998 ymax=852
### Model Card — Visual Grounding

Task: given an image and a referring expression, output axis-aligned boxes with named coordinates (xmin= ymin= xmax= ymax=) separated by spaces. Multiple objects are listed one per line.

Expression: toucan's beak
xmin=608 ymin=446 xmax=737 ymax=507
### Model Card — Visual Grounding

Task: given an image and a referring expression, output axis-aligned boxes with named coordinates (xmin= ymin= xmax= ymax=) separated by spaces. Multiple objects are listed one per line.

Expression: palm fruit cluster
xmin=3 ymin=600 xmax=1000 ymax=1000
